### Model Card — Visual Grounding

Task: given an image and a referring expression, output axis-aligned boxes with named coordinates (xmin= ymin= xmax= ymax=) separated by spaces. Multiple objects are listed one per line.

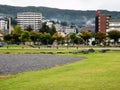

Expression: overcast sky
xmin=0 ymin=0 xmax=119 ymax=11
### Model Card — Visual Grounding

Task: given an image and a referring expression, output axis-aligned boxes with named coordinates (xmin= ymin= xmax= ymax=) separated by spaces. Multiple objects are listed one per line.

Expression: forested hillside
xmin=0 ymin=5 xmax=120 ymax=25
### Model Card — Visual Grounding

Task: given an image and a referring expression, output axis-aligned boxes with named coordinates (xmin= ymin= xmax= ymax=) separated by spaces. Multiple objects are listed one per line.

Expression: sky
xmin=0 ymin=0 xmax=120 ymax=11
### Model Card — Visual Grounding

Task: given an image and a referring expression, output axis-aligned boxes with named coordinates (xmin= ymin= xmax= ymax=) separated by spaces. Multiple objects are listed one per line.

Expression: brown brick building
xmin=95 ymin=10 xmax=111 ymax=33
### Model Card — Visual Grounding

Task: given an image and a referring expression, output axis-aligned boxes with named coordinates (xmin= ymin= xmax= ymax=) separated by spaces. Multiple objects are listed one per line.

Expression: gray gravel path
xmin=0 ymin=54 xmax=84 ymax=74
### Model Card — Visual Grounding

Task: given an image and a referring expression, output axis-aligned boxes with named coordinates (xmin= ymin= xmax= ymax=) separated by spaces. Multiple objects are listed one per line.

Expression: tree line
xmin=3 ymin=25 xmax=120 ymax=46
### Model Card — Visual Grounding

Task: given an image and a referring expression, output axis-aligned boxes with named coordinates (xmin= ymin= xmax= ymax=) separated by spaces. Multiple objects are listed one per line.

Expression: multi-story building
xmin=0 ymin=18 xmax=8 ymax=33
xmin=95 ymin=10 xmax=111 ymax=33
xmin=63 ymin=26 xmax=76 ymax=34
xmin=17 ymin=12 xmax=42 ymax=31
xmin=107 ymin=20 xmax=120 ymax=32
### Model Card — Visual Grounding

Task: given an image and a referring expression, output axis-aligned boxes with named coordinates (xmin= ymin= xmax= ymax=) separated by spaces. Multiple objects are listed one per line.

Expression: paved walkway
xmin=0 ymin=54 xmax=84 ymax=74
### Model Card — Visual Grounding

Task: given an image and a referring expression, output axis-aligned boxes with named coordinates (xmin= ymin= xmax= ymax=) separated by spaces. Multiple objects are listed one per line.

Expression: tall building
xmin=0 ymin=18 xmax=8 ymax=33
xmin=95 ymin=10 xmax=111 ymax=33
xmin=17 ymin=12 xmax=42 ymax=31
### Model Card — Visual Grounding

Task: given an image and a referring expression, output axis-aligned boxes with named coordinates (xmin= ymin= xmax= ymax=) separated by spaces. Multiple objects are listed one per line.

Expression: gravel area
xmin=0 ymin=54 xmax=84 ymax=74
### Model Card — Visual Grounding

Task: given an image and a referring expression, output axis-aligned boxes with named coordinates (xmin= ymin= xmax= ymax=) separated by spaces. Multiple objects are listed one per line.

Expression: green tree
xmin=108 ymin=30 xmax=120 ymax=45
xmin=42 ymin=32 xmax=52 ymax=45
xmin=19 ymin=31 xmax=30 ymax=44
xmin=11 ymin=18 xmax=17 ymax=26
xmin=37 ymin=32 xmax=43 ymax=45
xmin=12 ymin=25 xmax=22 ymax=44
xmin=70 ymin=32 xmax=76 ymax=45
xmin=95 ymin=31 xmax=106 ymax=45
xmin=80 ymin=30 xmax=92 ymax=45
xmin=65 ymin=34 xmax=70 ymax=49
xmin=40 ymin=23 xmax=56 ymax=35
xmin=3 ymin=34 xmax=12 ymax=44
xmin=52 ymin=33 xmax=63 ymax=44
xmin=50 ymin=25 xmax=56 ymax=35
xmin=30 ymin=31 xmax=38 ymax=44
xmin=13 ymin=25 xmax=22 ymax=35
xmin=39 ymin=23 xmax=50 ymax=33
xmin=25 ymin=25 xmax=33 ymax=32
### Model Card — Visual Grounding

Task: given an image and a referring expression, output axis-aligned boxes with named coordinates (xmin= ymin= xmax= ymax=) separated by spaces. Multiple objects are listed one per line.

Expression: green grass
xmin=0 ymin=45 xmax=79 ymax=54
xmin=0 ymin=48 xmax=77 ymax=54
xmin=0 ymin=51 xmax=120 ymax=90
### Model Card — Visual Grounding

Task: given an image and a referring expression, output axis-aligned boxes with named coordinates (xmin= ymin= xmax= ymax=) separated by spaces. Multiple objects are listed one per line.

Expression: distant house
xmin=79 ymin=25 xmax=95 ymax=33
xmin=63 ymin=26 xmax=76 ymax=34
xmin=54 ymin=24 xmax=63 ymax=32
xmin=46 ymin=21 xmax=53 ymax=28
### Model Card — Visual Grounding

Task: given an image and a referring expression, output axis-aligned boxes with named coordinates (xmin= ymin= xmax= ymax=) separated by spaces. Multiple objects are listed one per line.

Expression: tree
xmin=95 ymin=31 xmax=106 ymax=45
xmin=39 ymin=23 xmax=56 ymax=35
xmin=108 ymin=30 xmax=120 ymax=45
xmin=25 ymin=25 xmax=33 ymax=32
xmin=50 ymin=25 xmax=56 ymax=35
xmin=37 ymin=32 xmax=43 ymax=45
xmin=12 ymin=25 xmax=22 ymax=44
xmin=12 ymin=34 xmax=21 ymax=44
xmin=19 ymin=31 xmax=30 ymax=44
xmin=52 ymin=33 xmax=63 ymax=44
xmin=13 ymin=25 xmax=22 ymax=35
xmin=64 ymin=34 xmax=70 ymax=49
xmin=37 ymin=32 xmax=43 ymax=39
xmin=80 ymin=30 xmax=92 ymax=45
xmin=30 ymin=31 xmax=38 ymax=44
xmin=42 ymin=32 xmax=52 ymax=45
xmin=39 ymin=23 xmax=50 ymax=33
xmin=70 ymin=32 xmax=76 ymax=45
xmin=3 ymin=34 xmax=12 ymax=44
xmin=11 ymin=18 xmax=17 ymax=26
xmin=65 ymin=34 xmax=70 ymax=44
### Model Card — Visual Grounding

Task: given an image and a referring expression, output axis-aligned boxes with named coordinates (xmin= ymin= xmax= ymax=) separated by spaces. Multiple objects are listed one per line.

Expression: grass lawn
xmin=0 ymin=50 xmax=120 ymax=90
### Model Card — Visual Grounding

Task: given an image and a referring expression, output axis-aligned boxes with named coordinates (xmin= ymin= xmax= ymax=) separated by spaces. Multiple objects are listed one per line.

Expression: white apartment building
xmin=17 ymin=12 xmax=42 ymax=31
xmin=107 ymin=21 xmax=120 ymax=32
xmin=63 ymin=26 xmax=76 ymax=34
xmin=0 ymin=18 xmax=8 ymax=33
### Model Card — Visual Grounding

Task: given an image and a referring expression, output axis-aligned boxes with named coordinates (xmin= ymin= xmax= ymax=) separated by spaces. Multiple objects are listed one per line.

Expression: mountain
xmin=0 ymin=5 xmax=120 ymax=25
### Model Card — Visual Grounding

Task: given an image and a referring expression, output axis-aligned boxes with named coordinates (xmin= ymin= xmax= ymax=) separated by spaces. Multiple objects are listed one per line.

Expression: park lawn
xmin=0 ymin=44 xmax=78 ymax=54
xmin=0 ymin=44 xmax=31 ymax=49
xmin=0 ymin=48 xmax=76 ymax=54
xmin=0 ymin=51 xmax=120 ymax=90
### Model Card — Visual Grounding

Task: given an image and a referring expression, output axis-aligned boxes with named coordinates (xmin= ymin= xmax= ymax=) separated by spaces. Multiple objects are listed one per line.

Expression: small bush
xmin=99 ymin=49 xmax=110 ymax=53
xmin=88 ymin=48 xmax=95 ymax=53
xmin=81 ymin=50 xmax=89 ymax=54
xmin=4 ymin=52 xmax=10 ymax=54
xmin=57 ymin=52 xmax=65 ymax=54
xmin=47 ymin=52 xmax=54 ymax=54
